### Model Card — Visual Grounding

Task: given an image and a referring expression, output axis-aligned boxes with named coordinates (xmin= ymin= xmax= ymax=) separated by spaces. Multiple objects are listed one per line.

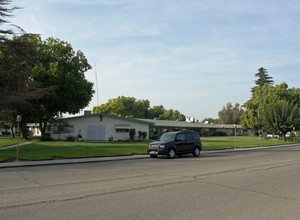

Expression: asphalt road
xmin=0 ymin=145 xmax=299 ymax=220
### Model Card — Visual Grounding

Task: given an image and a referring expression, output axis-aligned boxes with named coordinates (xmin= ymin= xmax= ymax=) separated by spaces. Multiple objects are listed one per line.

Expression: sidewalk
xmin=0 ymin=142 xmax=34 ymax=150
xmin=0 ymin=143 xmax=298 ymax=169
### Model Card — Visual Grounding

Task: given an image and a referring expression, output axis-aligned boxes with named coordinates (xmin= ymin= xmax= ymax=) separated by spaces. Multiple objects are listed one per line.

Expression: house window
xmin=115 ymin=124 xmax=130 ymax=133
xmin=116 ymin=128 xmax=129 ymax=133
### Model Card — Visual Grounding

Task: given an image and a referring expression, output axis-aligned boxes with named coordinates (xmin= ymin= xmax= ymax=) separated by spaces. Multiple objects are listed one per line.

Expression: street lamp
xmin=16 ymin=115 xmax=22 ymax=161
xmin=234 ymin=124 xmax=237 ymax=149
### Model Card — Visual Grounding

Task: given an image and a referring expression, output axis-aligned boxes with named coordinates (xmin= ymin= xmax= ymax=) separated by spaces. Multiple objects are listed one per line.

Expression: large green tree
xmin=0 ymin=1 xmax=45 ymax=109
xmin=31 ymin=36 xmax=94 ymax=134
xmin=241 ymin=83 xmax=300 ymax=137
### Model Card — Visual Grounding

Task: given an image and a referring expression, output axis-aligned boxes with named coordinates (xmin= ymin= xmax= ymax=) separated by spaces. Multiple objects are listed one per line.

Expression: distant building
xmin=186 ymin=117 xmax=195 ymax=123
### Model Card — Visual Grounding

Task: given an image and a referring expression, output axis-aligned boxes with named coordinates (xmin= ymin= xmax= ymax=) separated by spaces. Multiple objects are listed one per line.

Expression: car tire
xmin=167 ymin=148 xmax=176 ymax=159
xmin=150 ymin=155 xmax=157 ymax=158
xmin=192 ymin=147 xmax=200 ymax=157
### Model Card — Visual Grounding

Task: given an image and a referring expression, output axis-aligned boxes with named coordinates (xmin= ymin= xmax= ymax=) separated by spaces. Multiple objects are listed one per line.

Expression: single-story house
xmin=26 ymin=112 xmax=248 ymax=141
xmin=50 ymin=113 xmax=154 ymax=141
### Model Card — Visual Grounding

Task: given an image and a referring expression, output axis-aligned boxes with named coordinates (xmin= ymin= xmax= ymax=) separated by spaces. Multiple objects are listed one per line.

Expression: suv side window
xmin=176 ymin=133 xmax=186 ymax=141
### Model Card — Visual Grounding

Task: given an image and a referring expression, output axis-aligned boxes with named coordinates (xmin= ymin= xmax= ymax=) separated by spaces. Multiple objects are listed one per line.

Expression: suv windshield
xmin=159 ymin=133 xmax=176 ymax=142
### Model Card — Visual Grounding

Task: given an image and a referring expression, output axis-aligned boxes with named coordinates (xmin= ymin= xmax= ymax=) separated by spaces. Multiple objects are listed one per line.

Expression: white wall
xmin=50 ymin=115 xmax=150 ymax=141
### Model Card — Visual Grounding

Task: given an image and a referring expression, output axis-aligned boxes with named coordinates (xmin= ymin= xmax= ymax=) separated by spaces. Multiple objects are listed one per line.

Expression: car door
xmin=175 ymin=133 xmax=187 ymax=153
xmin=185 ymin=133 xmax=194 ymax=152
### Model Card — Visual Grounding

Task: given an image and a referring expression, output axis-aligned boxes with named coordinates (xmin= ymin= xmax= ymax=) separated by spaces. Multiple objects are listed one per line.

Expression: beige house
xmin=50 ymin=113 xmax=153 ymax=141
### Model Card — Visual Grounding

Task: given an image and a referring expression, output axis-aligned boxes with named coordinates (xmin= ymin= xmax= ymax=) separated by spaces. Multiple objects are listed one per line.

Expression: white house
xmin=27 ymin=123 xmax=41 ymax=136
xmin=50 ymin=113 xmax=154 ymax=141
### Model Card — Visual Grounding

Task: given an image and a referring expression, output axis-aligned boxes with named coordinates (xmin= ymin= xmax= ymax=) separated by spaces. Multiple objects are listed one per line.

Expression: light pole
xmin=234 ymin=124 xmax=237 ymax=149
xmin=16 ymin=115 xmax=22 ymax=161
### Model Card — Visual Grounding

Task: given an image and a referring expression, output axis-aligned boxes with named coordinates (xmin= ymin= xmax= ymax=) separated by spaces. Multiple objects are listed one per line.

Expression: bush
xmin=149 ymin=134 xmax=160 ymax=140
xmin=66 ymin=136 xmax=75 ymax=142
xmin=138 ymin=131 xmax=148 ymax=140
xmin=40 ymin=133 xmax=53 ymax=141
xmin=212 ymin=131 xmax=227 ymax=136
xmin=1 ymin=131 xmax=11 ymax=135
xmin=129 ymin=129 xmax=136 ymax=141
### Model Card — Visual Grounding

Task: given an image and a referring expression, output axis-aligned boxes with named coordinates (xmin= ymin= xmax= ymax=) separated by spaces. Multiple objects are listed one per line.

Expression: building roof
xmin=137 ymin=118 xmax=243 ymax=129
xmin=60 ymin=113 xmax=155 ymax=125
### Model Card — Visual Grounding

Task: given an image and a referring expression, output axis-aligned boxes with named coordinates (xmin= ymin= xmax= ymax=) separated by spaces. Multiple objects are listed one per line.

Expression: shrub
xmin=40 ymin=133 xmax=53 ymax=141
xmin=129 ymin=129 xmax=136 ymax=141
xmin=149 ymin=134 xmax=160 ymax=140
xmin=141 ymin=132 xmax=147 ymax=140
xmin=212 ymin=131 xmax=227 ymax=136
xmin=66 ymin=136 xmax=75 ymax=142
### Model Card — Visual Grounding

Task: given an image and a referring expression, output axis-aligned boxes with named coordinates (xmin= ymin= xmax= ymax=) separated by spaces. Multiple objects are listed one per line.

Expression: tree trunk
xmin=20 ymin=120 xmax=29 ymax=140
xmin=10 ymin=126 xmax=15 ymax=138
xmin=283 ymin=133 xmax=287 ymax=142
xmin=39 ymin=117 xmax=48 ymax=135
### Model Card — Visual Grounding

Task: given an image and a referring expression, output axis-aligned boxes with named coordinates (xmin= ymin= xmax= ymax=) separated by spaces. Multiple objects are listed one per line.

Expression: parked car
xmin=148 ymin=131 xmax=202 ymax=159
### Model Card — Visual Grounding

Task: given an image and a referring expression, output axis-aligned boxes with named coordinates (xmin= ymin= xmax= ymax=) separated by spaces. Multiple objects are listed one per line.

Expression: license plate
xmin=149 ymin=151 xmax=158 ymax=155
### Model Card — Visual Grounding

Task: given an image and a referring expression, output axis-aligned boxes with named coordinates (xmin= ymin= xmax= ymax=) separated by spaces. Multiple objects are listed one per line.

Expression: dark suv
xmin=148 ymin=131 xmax=202 ymax=159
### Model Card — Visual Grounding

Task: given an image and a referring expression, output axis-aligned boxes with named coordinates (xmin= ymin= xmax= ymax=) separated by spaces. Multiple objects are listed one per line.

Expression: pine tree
xmin=251 ymin=67 xmax=274 ymax=94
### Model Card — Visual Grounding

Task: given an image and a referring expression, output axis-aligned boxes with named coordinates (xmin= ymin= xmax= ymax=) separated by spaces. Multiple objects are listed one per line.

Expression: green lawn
xmin=202 ymin=136 xmax=294 ymax=151
xmin=0 ymin=141 xmax=150 ymax=162
xmin=0 ymin=136 xmax=297 ymax=162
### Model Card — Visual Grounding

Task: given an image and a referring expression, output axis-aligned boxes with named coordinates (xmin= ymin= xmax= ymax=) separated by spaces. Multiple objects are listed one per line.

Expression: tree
xmin=261 ymin=100 xmax=299 ymax=141
xmin=0 ymin=1 xmax=45 ymax=110
xmin=30 ymin=36 xmax=94 ymax=134
xmin=251 ymin=67 xmax=274 ymax=94
xmin=93 ymin=96 xmax=186 ymax=121
xmin=148 ymin=105 xmax=165 ymax=119
xmin=241 ymin=83 xmax=300 ymax=136
xmin=93 ymin=96 xmax=150 ymax=118
xmin=50 ymin=120 xmax=72 ymax=141
xmin=0 ymin=0 xmax=22 ymax=41
xmin=218 ymin=102 xmax=244 ymax=124
xmin=0 ymin=35 xmax=52 ymax=110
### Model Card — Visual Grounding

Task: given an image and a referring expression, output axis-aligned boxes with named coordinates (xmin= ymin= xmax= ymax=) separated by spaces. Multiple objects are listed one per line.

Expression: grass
xmin=0 ymin=141 xmax=150 ymax=162
xmin=202 ymin=136 xmax=295 ymax=151
xmin=0 ymin=136 xmax=298 ymax=162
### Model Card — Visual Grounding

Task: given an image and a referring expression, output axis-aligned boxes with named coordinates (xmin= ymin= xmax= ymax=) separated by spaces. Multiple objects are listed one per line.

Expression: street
xmin=0 ymin=145 xmax=300 ymax=220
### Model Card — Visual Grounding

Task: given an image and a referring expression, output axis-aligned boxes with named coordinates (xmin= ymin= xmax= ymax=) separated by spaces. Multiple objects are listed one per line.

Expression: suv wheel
xmin=167 ymin=148 xmax=176 ymax=159
xmin=193 ymin=147 xmax=200 ymax=157
xmin=150 ymin=155 xmax=157 ymax=158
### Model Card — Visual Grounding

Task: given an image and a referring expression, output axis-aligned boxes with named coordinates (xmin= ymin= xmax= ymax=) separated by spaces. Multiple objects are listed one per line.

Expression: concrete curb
xmin=0 ymin=143 xmax=298 ymax=169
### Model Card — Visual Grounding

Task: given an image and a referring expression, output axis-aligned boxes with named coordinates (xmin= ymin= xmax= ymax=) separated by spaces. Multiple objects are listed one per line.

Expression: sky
xmin=11 ymin=0 xmax=300 ymax=121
